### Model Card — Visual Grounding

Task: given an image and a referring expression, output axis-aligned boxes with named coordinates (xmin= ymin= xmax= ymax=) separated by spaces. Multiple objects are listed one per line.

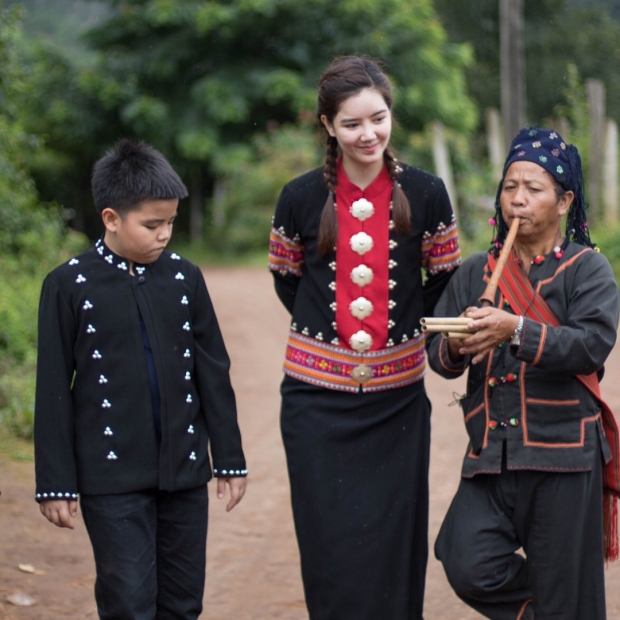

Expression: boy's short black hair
xmin=92 ymin=138 xmax=188 ymax=215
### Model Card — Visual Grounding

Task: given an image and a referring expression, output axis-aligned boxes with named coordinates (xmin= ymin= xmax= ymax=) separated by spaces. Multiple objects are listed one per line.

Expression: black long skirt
xmin=280 ymin=375 xmax=431 ymax=620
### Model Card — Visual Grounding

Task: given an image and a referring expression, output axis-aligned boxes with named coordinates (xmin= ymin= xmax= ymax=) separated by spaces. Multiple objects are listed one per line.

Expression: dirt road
xmin=0 ymin=267 xmax=618 ymax=619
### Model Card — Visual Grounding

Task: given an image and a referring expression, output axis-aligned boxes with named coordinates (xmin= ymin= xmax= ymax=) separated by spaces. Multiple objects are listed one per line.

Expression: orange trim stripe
xmin=526 ymin=398 xmax=580 ymax=406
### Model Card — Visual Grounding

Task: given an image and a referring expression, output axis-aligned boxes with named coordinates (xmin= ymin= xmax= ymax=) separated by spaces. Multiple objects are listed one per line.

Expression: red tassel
xmin=604 ymin=491 xmax=619 ymax=563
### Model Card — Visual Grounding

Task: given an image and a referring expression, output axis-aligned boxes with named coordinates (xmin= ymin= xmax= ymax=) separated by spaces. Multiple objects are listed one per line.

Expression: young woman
xmin=268 ymin=56 xmax=461 ymax=619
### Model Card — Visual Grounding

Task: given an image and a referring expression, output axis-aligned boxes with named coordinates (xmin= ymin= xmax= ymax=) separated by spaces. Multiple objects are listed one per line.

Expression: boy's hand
xmin=216 ymin=477 xmax=247 ymax=512
xmin=39 ymin=499 xmax=78 ymax=529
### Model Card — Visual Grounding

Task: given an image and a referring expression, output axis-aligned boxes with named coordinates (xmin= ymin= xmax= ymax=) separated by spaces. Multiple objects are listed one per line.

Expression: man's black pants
xmin=81 ymin=485 xmax=209 ymax=620
xmin=435 ymin=451 xmax=606 ymax=620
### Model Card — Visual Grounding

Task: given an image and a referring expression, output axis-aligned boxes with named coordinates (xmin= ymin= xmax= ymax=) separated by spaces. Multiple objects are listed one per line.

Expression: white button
xmin=350 ymin=264 xmax=374 ymax=287
xmin=349 ymin=297 xmax=374 ymax=320
xmin=350 ymin=198 xmax=375 ymax=221
xmin=349 ymin=330 xmax=373 ymax=352
xmin=350 ymin=232 xmax=373 ymax=255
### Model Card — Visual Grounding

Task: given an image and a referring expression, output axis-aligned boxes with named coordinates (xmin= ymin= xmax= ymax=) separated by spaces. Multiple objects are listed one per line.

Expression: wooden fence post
xmin=486 ymin=108 xmax=504 ymax=181
xmin=431 ymin=121 xmax=458 ymax=218
xmin=604 ymin=118 xmax=618 ymax=226
xmin=587 ymin=78 xmax=605 ymax=223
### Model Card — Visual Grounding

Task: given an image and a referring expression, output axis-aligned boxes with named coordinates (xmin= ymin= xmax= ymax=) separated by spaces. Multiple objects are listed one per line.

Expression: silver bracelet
xmin=510 ymin=316 xmax=524 ymax=346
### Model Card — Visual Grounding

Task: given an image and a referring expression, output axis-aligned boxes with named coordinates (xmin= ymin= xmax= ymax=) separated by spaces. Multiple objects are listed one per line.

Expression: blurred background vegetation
xmin=1 ymin=0 xmax=620 ymax=439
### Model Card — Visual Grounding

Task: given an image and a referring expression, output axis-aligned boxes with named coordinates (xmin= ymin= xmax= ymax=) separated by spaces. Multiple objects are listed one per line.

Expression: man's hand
xmin=453 ymin=307 xmax=521 ymax=364
xmin=39 ymin=499 xmax=78 ymax=529
xmin=216 ymin=477 xmax=247 ymax=512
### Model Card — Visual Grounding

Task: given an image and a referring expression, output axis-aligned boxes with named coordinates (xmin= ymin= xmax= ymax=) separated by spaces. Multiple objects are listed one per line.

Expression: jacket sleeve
xmin=269 ymin=184 xmax=304 ymax=314
xmin=420 ymin=178 xmax=461 ymax=317
xmin=513 ymin=251 xmax=619 ymax=375
xmin=192 ymin=267 xmax=247 ymax=477
xmin=34 ymin=273 xmax=80 ymax=502
xmin=426 ymin=258 xmax=476 ymax=379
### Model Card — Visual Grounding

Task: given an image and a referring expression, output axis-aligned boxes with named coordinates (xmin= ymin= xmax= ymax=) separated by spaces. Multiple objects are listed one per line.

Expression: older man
xmin=427 ymin=127 xmax=619 ymax=619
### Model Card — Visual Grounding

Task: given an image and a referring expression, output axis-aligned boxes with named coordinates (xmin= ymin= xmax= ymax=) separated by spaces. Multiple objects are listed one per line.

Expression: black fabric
xmin=271 ymin=164 xmax=458 ymax=343
xmin=427 ymin=243 xmax=619 ymax=475
xmin=281 ymin=376 xmax=430 ymax=620
xmin=435 ymin=446 xmax=606 ymax=620
xmin=35 ymin=239 xmax=246 ymax=499
xmin=81 ymin=485 xmax=208 ymax=620
xmin=138 ymin=308 xmax=162 ymax=448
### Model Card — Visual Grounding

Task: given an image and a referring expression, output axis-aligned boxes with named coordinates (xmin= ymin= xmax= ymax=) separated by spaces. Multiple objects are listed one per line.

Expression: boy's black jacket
xmin=35 ymin=239 xmax=246 ymax=501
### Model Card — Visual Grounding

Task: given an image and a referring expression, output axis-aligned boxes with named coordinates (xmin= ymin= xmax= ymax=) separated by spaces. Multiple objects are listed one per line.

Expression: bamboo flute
xmin=420 ymin=216 xmax=520 ymax=338
xmin=478 ymin=216 xmax=520 ymax=307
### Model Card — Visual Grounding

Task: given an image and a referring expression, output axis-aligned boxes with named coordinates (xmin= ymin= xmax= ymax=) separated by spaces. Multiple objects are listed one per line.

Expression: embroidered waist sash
xmin=490 ymin=249 xmax=619 ymax=560
xmin=283 ymin=331 xmax=426 ymax=393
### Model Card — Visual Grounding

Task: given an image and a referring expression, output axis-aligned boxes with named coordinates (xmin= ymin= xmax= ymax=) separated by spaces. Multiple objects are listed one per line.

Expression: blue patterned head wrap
xmin=490 ymin=126 xmax=593 ymax=255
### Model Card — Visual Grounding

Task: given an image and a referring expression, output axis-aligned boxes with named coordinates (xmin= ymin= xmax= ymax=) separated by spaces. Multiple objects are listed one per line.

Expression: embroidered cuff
xmin=438 ymin=335 xmax=469 ymax=374
xmin=268 ymin=227 xmax=304 ymax=277
xmin=421 ymin=220 xmax=461 ymax=275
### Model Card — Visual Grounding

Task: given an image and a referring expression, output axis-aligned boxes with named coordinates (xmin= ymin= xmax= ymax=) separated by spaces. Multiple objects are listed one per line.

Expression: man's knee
xmin=438 ymin=547 xmax=523 ymax=602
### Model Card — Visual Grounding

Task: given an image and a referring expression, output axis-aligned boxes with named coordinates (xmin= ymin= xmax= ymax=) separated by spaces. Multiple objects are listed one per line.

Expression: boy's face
xmin=102 ymin=199 xmax=178 ymax=265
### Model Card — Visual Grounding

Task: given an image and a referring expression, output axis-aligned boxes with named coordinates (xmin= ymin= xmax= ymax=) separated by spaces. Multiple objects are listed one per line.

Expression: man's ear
xmin=101 ymin=208 xmax=121 ymax=233
xmin=558 ymin=190 xmax=574 ymax=217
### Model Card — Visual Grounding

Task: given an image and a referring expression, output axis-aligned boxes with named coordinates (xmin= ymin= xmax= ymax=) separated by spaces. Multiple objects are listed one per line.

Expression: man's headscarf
xmin=490 ymin=126 xmax=593 ymax=255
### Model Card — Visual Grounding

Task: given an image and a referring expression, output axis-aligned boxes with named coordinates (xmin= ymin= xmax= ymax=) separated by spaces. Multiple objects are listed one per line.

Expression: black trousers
xmin=81 ymin=486 xmax=209 ymax=620
xmin=435 ymin=449 xmax=606 ymax=620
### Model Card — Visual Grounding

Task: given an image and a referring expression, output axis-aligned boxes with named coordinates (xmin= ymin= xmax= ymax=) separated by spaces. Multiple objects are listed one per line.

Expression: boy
xmin=34 ymin=139 xmax=247 ymax=619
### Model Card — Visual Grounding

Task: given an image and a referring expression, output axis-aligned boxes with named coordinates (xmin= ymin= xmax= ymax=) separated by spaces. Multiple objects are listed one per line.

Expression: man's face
xmin=500 ymin=161 xmax=572 ymax=242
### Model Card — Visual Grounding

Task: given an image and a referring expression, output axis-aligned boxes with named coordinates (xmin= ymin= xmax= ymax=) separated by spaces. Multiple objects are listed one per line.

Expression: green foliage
xmin=434 ymin=0 xmax=620 ymax=126
xmin=590 ymin=224 xmax=620 ymax=282
xmin=22 ymin=0 xmax=476 ymax=243
xmin=208 ymin=124 xmax=321 ymax=254
xmin=0 ymin=7 xmax=87 ymax=439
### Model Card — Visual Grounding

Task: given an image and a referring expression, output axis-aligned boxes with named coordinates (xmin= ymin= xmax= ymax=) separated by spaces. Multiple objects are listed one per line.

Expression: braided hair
xmin=489 ymin=127 xmax=594 ymax=257
xmin=316 ymin=56 xmax=411 ymax=257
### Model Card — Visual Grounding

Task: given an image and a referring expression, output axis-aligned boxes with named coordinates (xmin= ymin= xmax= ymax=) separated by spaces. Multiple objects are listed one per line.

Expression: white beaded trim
xmin=213 ymin=468 xmax=249 ymax=476
xmin=36 ymin=492 xmax=79 ymax=500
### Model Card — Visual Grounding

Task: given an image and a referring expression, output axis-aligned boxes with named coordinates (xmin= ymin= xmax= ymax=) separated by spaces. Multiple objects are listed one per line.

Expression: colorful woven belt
xmin=283 ymin=331 xmax=426 ymax=393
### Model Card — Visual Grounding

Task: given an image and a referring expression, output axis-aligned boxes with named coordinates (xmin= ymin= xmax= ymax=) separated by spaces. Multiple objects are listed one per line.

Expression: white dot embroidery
xmin=117 ymin=261 xmax=128 ymax=271
xmin=83 ymin=300 xmax=93 ymax=310
xmin=135 ymin=266 xmax=145 ymax=274
xmin=101 ymin=399 xmax=111 ymax=409
xmin=183 ymin=349 xmax=191 ymax=358
xmin=98 ymin=375 xmax=108 ymax=384
xmin=183 ymin=322 xmax=191 ymax=331
xmin=185 ymin=371 xmax=191 ymax=381
xmin=86 ymin=324 xmax=96 ymax=334
xmin=189 ymin=451 xmax=197 ymax=461
xmin=188 ymin=425 xmax=195 ymax=434
xmin=105 ymin=255 xmax=114 ymax=264
xmin=106 ymin=451 xmax=118 ymax=460
xmin=104 ymin=427 xmax=113 ymax=436
xmin=181 ymin=296 xmax=189 ymax=305
xmin=76 ymin=274 xmax=87 ymax=283
xmin=92 ymin=350 xmax=102 ymax=359
xmin=68 ymin=258 xmax=79 ymax=266
xmin=175 ymin=272 xmax=185 ymax=280
xmin=186 ymin=394 xmax=193 ymax=403
xmin=171 ymin=253 xmax=181 ymax=260
xmin=97 ymin=246 xmax=104 ymax=255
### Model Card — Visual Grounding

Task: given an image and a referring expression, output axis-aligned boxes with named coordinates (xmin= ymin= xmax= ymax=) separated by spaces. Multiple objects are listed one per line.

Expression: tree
xmin=74 ymin=0 xmax=477 ymax=244
xmin=434 ymin=0 xmax=620 ymax=127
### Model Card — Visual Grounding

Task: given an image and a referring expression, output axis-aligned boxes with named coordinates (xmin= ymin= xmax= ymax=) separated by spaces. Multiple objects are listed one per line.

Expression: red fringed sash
xmin=489 ymin=249 xmax=620 ymax=562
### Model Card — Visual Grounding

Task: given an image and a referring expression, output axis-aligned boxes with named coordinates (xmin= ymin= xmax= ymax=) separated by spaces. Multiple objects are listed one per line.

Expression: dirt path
xmin=0 ymin=267 xmax=618 ymax=619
